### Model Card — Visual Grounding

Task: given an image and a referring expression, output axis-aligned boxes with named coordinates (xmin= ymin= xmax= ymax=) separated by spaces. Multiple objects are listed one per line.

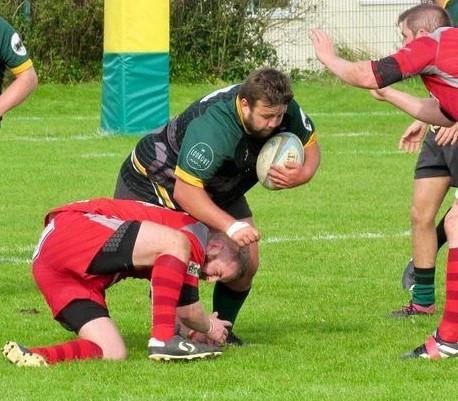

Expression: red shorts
xmin=32 ymin=211 xmax=124 ymax=318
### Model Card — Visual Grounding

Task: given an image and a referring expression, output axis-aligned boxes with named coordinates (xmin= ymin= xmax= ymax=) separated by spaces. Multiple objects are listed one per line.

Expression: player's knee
xmin=101 ymin=344 xmax=128 ymax=361
xmin=166 ymin=230 xmax=191 ymax=261
xmin=410 ymin=204 xmax=434 ymax=227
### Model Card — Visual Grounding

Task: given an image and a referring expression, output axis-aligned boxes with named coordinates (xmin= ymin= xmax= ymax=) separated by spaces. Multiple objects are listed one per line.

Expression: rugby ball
xmin=256 ymin=132 xmax=304 ymax=190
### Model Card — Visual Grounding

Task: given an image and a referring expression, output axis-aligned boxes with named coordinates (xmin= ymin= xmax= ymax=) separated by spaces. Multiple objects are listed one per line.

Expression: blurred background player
xmin=310 ymin=4 xmax=458 ymax=318
xmin=3 ymin=198 xmax=245 ymax=366
xmin=114 ymin=67 xmax=321 ymax=344
xmin=398 ymin=0 xmax=458 ymax=317
xmin=0 ymin=16 xmax=37 ymax=124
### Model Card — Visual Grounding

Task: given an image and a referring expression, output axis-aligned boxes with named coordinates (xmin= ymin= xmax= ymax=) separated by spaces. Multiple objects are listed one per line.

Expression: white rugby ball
xmin=256 ymin=132 xmax=304 ymax=190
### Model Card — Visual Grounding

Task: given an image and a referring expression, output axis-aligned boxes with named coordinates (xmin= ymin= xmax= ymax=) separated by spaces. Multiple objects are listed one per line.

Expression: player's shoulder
xmin=285 ymin=99 xmax=315 ymax=133
xmin=0 ymin=16 xmax=14 ymax=31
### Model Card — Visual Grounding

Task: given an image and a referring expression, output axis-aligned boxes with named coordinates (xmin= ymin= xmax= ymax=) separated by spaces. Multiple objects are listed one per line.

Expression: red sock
xmin=31 ymin=338 xmax=103 ymax=364
xmin=438 ymin=248 xmax=458 ymax=342
xmin=151 ymin=255 xmax=187 ymax=341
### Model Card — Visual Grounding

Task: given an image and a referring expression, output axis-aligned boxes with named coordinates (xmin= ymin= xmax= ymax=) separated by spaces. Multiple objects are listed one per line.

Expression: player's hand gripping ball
xmin=256 ymin=132 xmax=304 ymax=190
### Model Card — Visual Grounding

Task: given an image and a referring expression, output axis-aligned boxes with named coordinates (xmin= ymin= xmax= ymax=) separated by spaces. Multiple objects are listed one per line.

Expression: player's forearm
xmin=173 ymin=179 xmax=235 ymax=232
xmin=382 ymin=90 xmax=455 ymax=127
xmin=177 ymin=302 xmax=210 ymax=334
xmin=0 ymin=67 xmax=38 ymax=117
xmin=323 ymin=58 xmax=377 ymax=89
xmin=301 ymin=142 xmax=321 ymax=183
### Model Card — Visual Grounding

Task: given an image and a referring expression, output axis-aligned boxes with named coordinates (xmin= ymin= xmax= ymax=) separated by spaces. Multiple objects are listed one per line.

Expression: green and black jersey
xmin=445 ymin=0 xmax=458 ymax=26
xmin=0 ymin=16 xmax=32 ymax=93
xmin=119 ymin=84 xmax=317 ymax=211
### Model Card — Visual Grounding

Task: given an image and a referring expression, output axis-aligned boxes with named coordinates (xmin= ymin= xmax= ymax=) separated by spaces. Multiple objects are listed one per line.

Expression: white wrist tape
xmin=226 ymin=221 xmax=250 ymax=238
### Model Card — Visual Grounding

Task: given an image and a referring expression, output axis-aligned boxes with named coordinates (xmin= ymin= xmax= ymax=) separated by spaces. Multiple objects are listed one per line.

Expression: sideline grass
xmin=1 ymin=79 xmax=457 ymax=401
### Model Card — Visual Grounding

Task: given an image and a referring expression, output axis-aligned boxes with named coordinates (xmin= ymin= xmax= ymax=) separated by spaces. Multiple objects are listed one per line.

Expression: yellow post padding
xmin=104 ymin=0 xmax=169 ymax=53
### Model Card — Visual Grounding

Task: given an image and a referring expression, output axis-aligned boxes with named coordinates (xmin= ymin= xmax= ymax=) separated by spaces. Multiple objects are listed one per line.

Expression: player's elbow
xmin=347 ymin=62 xmax=378 ymax=89
xmin=21 ymin=67 xmax=39 ymax=92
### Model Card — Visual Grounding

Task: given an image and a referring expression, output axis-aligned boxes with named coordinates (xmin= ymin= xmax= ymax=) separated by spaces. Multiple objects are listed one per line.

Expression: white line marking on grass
xmin=330 ymin=132 xmax=373 ymax=137
xmin=0 ymin=230 xmax=411 ymax=264
xmin=81 ymin=152 xmax=118 ymax=158
xmin=311 ymin=111 xmax=402 ymax=117
xmin=8 ymin=116 xmax=99 ymax=121
xmin=0 ymin=257 xmax=31 ymax=265
xmin=263 ymin=230 xmax=410 ymax=244
xmin=327 ymin=150 xmax=402 ymax=155
xmin=2 ymin=135 xmax=105 ymax=142
xmin=7 ymin=111 xmax=400 ymax=122
xmin=0 ymin=245 xmax=34 ymax=253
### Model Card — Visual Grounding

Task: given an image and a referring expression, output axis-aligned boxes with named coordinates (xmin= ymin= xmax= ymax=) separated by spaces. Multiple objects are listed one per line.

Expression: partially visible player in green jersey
xmin=439 ymin=0 xmax=458 ymax=24
xmin=0 ymin=16 xmax=37 ymax=124
xmin=115 ymin=67 xmax=321 ymax=344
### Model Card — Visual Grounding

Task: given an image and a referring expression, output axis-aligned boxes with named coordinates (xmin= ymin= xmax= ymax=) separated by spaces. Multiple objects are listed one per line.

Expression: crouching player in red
xmin=2 ymin=198 xmax=245 ymax=366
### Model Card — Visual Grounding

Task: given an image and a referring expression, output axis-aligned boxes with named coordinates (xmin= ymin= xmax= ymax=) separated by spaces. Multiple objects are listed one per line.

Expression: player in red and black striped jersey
xmin=114 ymin=67 xmax=321 ymax=344
xmin=311 ymin=4 xmax=458 ymax=358
xmin=2 ymin=198 xmax=245 ymax=366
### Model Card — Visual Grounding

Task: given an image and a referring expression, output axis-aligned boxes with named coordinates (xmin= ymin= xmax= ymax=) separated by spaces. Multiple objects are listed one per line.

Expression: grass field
xmin=1 ymin=78 xmax=458 ymax=401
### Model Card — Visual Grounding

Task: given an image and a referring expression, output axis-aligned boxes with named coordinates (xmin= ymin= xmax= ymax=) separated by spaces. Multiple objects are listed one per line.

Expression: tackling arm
xmin=268 ymin=141 xmax=321 ymax=189
xmin=173 ymin=178 xmax=260 ymax=246
xmin=177 ymin=302 xmax=231 ymax=345
xmin=371 ymin=87 xmax=455 ymax=127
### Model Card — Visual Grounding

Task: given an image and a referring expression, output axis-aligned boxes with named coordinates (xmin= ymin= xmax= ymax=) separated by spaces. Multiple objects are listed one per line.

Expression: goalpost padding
xmin=101 ymin=1 xmax=169 ymax=134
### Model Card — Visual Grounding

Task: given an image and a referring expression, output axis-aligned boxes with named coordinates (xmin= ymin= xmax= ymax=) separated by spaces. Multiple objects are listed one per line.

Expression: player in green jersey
xmin=114 ymin=67 xmax=321 ymax=344
xmin=0 ymin=16 xmax=37 ymax=123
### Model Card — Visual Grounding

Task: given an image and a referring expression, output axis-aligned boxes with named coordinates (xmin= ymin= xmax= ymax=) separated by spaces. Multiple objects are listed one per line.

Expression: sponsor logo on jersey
xmin=11 ymin=33 xmax=26 ymax=56
xmin=186 ymin=143 xmax=214 ymax=171
xmin=187 ymin=261 xmax=201 ymax=278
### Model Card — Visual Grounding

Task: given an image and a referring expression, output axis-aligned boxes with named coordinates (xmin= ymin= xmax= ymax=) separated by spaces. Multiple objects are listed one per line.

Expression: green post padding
xmin=101 ymin=53 xmax=169 ymax=134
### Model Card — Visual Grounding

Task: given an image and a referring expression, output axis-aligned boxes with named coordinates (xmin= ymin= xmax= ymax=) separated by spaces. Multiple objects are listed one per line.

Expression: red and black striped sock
xmin=438 ymin=248 xmax=458 ymax=343
xmin=30 ymin=338 xmax=103 ymax=364
xmin=151 ymin=255 xmax=187 ymax=341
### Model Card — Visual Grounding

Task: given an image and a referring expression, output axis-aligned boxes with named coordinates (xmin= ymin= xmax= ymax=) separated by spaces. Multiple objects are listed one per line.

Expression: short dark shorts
xmin=114 ymin=173 xmax=252 ymax=220
xmin=415 ymin=128 xmax=458 ymax=187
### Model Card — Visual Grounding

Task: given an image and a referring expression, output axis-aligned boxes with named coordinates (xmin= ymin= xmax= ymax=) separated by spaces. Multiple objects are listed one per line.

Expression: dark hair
xmin=398 ymin=4 xmax=451 ymax=34
xmin=238 ymin=67 xmax=293 ymax=108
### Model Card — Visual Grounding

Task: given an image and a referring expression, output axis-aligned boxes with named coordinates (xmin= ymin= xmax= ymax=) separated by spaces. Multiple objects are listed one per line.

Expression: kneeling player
xmin=2 ymin=198 xmax=245 ymax=366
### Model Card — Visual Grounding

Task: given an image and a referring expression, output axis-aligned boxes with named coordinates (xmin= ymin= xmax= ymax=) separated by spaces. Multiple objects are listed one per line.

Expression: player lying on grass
xmin=2 ymin=198 xmax=247 ymax=367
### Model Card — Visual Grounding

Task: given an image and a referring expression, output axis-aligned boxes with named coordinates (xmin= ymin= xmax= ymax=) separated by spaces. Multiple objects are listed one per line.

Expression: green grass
xmin=1 ymin=78 xmax=458 ymax=401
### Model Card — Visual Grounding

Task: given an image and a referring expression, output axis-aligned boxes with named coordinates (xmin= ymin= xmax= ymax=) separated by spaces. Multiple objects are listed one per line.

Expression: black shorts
xmin=114 ymin=173 xmax=252 ymax=220
xmin=415 ymin=128 xmax=458 ymax=187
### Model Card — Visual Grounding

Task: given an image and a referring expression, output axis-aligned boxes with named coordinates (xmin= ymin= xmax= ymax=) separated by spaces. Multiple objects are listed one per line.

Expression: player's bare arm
xmin=268 ymin=142 xmax=321 ymax=189
xmin=0 ymin=66 xmax=38 ymax=117
xmin=173 ymin=178 xmax=260 ymax=246
xmin=371 ymin=87 xmax=455 ymax=127
xmin=177 ymin=303 xmax=231 ymax=345
xmin=309 ymin=29 xmax=377 ymax=88
xmin=399 ymin=120 xmax=428 ymax=153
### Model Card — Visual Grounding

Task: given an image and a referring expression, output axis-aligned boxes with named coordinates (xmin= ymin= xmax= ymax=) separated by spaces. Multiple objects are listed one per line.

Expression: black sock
xmin=213 ymin=282 xmax=250 ymax=327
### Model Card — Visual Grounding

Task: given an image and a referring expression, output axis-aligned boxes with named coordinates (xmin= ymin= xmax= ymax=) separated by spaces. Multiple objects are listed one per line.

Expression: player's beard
xmin=243 ymin=114 xmax=274 ymax=138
